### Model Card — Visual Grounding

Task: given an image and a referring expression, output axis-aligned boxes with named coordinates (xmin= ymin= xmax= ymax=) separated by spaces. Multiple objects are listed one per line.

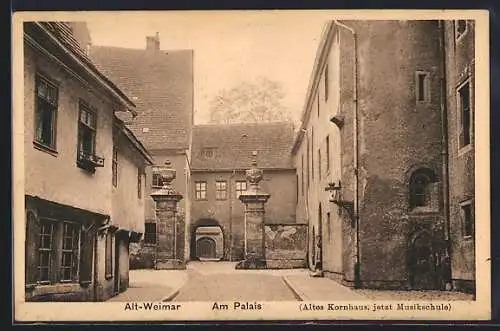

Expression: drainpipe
xmin=438 ymin=20 xmax=452 ymax=288
xmin=228 ymin=169 xmax=236 ymax=261
xmin=335 ymin=20 xmax=360 ymax=288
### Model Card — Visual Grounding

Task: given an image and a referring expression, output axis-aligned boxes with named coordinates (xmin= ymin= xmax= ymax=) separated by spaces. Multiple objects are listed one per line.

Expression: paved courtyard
xmin=108 ymin=262 xmax=475 ymax=302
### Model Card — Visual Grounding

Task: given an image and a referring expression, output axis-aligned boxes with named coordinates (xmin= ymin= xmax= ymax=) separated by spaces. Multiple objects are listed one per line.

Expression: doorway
xmin=408 ymin=231 xmax=440 ymax=290
xmin=196 ymin=237 xmax=217 ymax=259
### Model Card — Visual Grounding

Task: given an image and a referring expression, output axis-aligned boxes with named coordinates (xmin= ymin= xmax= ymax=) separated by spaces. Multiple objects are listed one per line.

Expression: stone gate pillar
xmin=150 ymin=161 xmax=185 ymax=270
xmin=236 ymin=151 xmax=270 ymax=269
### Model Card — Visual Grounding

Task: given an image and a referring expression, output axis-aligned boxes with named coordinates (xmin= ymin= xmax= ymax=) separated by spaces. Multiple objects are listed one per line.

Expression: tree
xmin=209 ymin=77 xmax=293 ymax=124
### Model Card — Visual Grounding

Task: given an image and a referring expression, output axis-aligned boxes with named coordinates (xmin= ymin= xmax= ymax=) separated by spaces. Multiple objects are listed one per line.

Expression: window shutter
xmin=25 ymin=211 xmax=40 ymax=286
xmin=79 ymin=225 xmax=95 ymax=285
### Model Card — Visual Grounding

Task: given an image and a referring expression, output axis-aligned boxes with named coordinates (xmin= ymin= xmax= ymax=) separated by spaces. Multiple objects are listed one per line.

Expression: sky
xmin=84 ymin=11 xmax=330 ymax=124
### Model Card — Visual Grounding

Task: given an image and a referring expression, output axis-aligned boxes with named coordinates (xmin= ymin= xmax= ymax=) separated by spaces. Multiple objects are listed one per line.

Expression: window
xmin=307 ymin=137 xmax=310 ymax=188
xmin=60 ymin=222 xmax=79 ymax=282
xmin=326 ymin=135 xmax=330 ymax=171
xmin=137 ymin=168 xmax=142 ymax=199
xmin=416 ymin=71 xmax=430 ymax=103
xmin=458 ymin=81 xmax=472 ymax=149
xmin=325 ymin=64 xmax=329 ymax=102
xmin=77 ymin=101 xmax=103 ymax=171
xmin=112 ymin=146 xmax=118 ymax=187
xmin=202 ymin=148 xmax=216 ymax=159
xmin=409 ymin=169 xmax=437 ymax=210
xmin=326 ymin=212 xmax=331 ymax=241
xmin=78 ymin=101 xmax=97 ymax=157
xmin=35 ymin=219 xmax=81 ymax=284
xmin=34 ymin=74 xmax=58 ymax=150
xmin=215 ymin=181 xmax=227 ymax=200
xmin=38 ymin=220 xmax=54 ymax=284
xmin=318 ymin=149 xmax=322 ymax=180
xmin=195 ymin=181 xmax=207 ymax=200
xmin=461 ymin=201 xmax=474 ymax=238
xmin=301 ymin=154 xmax=304 ymax=196
xmin=235 ymin=180 xmax=247 ymax=198
xmin=105 ymin=232 xmax=113 ymax=279
xmin=144 ymin=223 xmax=156 ymax=244
xmin=311 ymin=129 xmax=315 ymax=181
xmin=152 ymin=172 xmax=162 ymax=188
xmin=455 ymin=20 xmax=467 ymax=41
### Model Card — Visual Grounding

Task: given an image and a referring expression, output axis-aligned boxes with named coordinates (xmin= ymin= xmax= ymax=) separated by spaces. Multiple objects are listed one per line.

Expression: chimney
xmin=146 ymin=32 xmax=160 ymax=51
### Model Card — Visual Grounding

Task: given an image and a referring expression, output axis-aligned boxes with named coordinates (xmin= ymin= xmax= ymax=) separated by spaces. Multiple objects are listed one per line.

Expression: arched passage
xmin=190 ymin=219 xmax=224 ymax=261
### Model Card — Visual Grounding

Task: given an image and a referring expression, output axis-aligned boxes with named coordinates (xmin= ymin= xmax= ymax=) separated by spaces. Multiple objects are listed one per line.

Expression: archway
xmin=190 ymin=219 xmax=224 ymax=261
xmin=408 ymin=231 xmax=440 ymax=290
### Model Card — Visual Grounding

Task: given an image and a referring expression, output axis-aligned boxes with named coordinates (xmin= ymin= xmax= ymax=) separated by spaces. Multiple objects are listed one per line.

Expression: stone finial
xmin=246 ymin=151 xmax=263 ymax=193
xmin=150 ymin=160 xmax=182 ymax=201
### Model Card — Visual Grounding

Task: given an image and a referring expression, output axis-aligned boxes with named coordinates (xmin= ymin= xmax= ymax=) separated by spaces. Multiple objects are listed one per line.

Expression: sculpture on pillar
xmin=236 ymin=151 xmax=271 ymax=270
xmin=150 ymin=161 xmax=185 ymax=270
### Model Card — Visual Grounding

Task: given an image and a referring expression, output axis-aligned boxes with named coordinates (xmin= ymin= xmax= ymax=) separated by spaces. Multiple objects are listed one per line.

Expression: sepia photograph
xmin=12 ymin=10 xmax=490 ymax=321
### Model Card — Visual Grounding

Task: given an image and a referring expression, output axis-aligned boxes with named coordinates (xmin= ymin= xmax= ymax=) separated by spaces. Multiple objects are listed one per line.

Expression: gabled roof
xmin=89 ymin=46 xmax=194 ymax=151
xmin=191 ymin=122 xmax=296 ymax=171
xmin=24 ymin=22 xmax=137 ymax=115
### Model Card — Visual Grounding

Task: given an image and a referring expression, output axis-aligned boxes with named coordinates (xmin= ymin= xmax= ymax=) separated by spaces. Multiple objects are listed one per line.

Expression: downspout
xmin=229 ymin=170 xmax=236 ymax=261
xmin=335 ymin=20 xmax=360 ymax=288
xmin=438 ymin=20 xmax=452 ymax=288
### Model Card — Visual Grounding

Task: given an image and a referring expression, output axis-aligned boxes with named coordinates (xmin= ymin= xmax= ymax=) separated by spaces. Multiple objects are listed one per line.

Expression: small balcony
xmin=77 ymin=150 xmax=105 ymax=173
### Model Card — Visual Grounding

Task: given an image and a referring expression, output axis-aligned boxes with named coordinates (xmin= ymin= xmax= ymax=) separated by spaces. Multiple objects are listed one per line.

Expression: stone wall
xmin=264 ymin=224 xmax=307 ymax=269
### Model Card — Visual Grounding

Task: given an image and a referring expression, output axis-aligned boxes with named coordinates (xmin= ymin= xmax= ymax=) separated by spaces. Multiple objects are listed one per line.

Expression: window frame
xmin=326 ymin=135 xmax=330 ymax=173
xmin=324 ymin=63 xmax=329 ymax=102
xmin=409 ymin=169 xmax=438 ymax=211
xmin=144 ymin=222 xmax=157 ymax=245
xmin=105 ymin=231 xmax=113 ymax=279
xmin=195 ymin=181 xmax=208 ymax=200
xmin=235 ymin=180 xmax=247 ymax=198
xmin=460 ymin=199 xmax=474 ymax=239
xmin=112 ymin=145 xmax=118 ymax=187
xmin=457 ymin=79 xmax=473 ymax=152
xmin=137 ymin=168 xmax=143 ymax=199
xmin=152 ymin=172 xmax=162 ymax=188
xmin=318 ymin=148 xmax=322 ymax=180
xmin=37 ymin=219 xmax=55 ymax=285
xmin=215 ymin=180 xmax=228 ymax=200
xmin=415 ymin=71 xmax=430 ymax=104
xmin=60 ymin=221 xmax=80 ymax=283
xmin=36 ymin=218 xmax=82 ymax=285
xmin=33 ymin=73 xmax=59 ymax=152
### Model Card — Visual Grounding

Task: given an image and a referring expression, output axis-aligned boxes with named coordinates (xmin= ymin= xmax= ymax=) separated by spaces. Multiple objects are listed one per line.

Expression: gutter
xmin=32 ymin=22 xmax=137 ymax=117
xmin=334 ymin=20 xmax=361 ymax=288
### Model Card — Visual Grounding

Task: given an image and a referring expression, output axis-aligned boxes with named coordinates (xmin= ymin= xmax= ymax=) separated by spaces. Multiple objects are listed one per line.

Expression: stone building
xmin=189 ymin=122 xmax=299 ymax=262
xmin=23 ymin=22 xmax=153 ymax=301
xmin=294 ymin=20 xmax=475 ymax=293
xmin=89 ymin=34 xmax=194 ymax=268
xmin=443 ymin=20 xmax=475 ymax=293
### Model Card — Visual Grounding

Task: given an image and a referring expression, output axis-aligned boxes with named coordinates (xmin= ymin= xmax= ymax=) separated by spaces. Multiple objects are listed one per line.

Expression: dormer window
xmin=202 ymin=147 xmax=216 ymax=159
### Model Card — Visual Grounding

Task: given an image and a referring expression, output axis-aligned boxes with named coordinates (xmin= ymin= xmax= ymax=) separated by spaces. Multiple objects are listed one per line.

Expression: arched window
xmin=409 ymin=168 xmax=438 ymax=210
